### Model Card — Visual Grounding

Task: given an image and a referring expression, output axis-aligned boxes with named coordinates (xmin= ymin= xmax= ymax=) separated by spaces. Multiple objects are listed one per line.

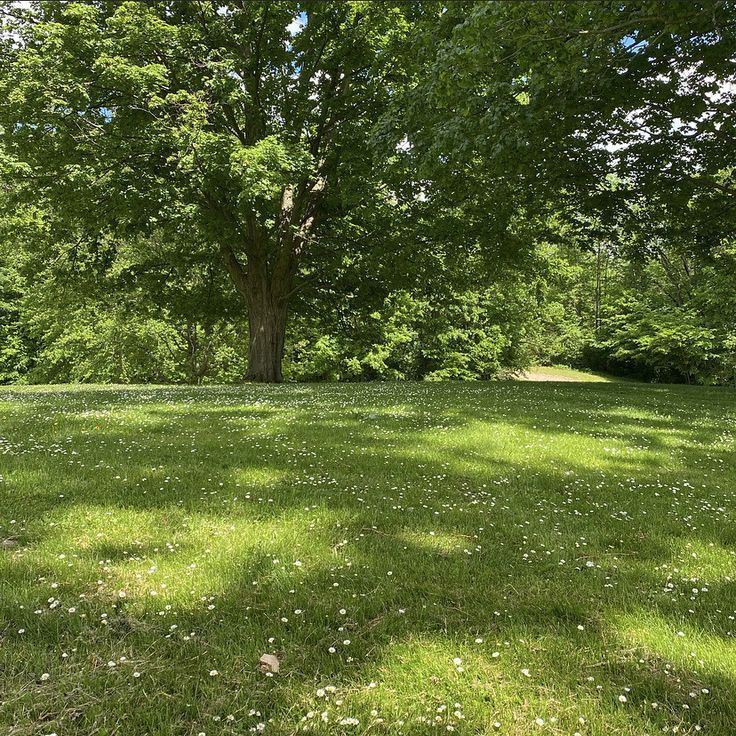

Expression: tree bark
xmin=246 ymin=289 xmax=288 ymax=383
xmin=243 ymin=245 xmax=295 ymax=383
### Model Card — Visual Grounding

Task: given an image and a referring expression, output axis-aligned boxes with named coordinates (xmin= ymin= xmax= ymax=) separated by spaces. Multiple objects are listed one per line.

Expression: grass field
xmin=1 ymin=382 xmax=735 ymax=736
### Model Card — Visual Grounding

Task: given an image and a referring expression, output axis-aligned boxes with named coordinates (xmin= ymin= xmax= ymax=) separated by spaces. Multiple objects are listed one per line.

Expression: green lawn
xmin=1 ymin=382 xmax=735 ymax=736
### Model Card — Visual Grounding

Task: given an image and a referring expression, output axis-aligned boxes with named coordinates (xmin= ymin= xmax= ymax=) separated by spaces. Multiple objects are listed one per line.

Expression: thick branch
xmin=220 ymin=243 xmax=248 ymax=299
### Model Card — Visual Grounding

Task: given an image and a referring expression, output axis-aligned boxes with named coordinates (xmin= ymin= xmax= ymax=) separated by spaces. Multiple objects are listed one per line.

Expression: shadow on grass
xmin=1 ymin=382 xmax=736 ymax=734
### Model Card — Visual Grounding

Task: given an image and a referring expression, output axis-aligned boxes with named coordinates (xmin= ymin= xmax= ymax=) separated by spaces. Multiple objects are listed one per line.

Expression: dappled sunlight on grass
xmin=416 ymin=416 xmax=667 ymax=479
xmin=5 ymin=504 xmax=343 ymax=609
xmin=615 ymin=611 xmax=736 ymax=677
xmin=663 ymin=538 xmax=736 ymax=581
xmin=1 ymin=382 xmax=735 ymax=734
xmin=397 ymin=529 xmax=477 ymax=555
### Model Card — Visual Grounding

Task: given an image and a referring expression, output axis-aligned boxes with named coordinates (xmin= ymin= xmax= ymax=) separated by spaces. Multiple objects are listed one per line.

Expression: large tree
xmin=0 ymin=0 xmax=424 ymax=381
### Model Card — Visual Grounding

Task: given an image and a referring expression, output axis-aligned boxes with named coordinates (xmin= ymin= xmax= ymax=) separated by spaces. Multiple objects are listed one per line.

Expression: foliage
xmin=0 ymin=256 xmax=34 ymax=383
xmin=285 ymin=278 xmax=538 ymax=382
xmin=408 ymin=1 xmax=736 ymax=243
xmin=1 ymin=1 xmax=735 ymax=385
xmin=595 ymin=243 xmax=736 ymax=384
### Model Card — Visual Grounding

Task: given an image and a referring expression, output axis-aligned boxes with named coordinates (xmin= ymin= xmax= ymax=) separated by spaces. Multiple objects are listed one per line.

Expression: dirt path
xmin=518 ymin=369 xmax=583 ymax=382
xmin=513 ymin=366 xmax=614 ymax=383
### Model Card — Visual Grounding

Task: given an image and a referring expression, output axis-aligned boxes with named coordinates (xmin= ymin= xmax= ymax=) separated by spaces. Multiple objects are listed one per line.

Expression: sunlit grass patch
xmin=514 ymin=365 xmax=620 ymax=382
xmin=616 ymin=611 xmax=736 ymax=678
xmin=664 ymin=538 xmax=736 ymax=580
xmin=398 ymin=529 xmax=477 ymax=555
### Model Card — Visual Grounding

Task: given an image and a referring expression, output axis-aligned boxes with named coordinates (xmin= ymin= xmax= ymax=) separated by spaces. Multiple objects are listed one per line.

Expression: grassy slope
xmin=1 ymin=382 xmax=735 ymax=736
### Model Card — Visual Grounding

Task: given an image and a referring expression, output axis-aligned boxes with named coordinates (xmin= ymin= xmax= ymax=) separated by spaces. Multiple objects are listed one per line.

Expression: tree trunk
xmin=245 ymin=264 xmax=288 ymax=383
xmin=219 ymin=243 xmax=291 ymax=383
xmin=246 ymin=297 xmax=288 ymax=382
xmin=220 ymin=209 xmax=307 ymax=383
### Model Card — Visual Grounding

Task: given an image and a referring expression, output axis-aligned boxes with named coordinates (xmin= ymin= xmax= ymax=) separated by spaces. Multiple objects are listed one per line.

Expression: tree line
xmin=1 ymin=1 xmax=734 ymax=383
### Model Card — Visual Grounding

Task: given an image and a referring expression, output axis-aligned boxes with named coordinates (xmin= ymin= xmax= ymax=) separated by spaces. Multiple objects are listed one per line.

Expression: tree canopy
xmin=1 ymin=0 xmax=734 ymax=383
